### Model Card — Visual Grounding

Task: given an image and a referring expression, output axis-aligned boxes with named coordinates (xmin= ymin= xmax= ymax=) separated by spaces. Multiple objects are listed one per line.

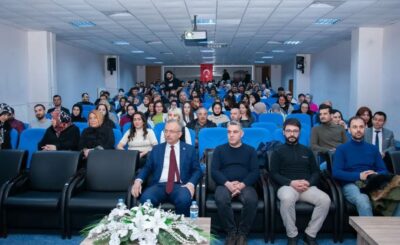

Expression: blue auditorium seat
xmin=153 ymin=122 xmax=166 ymax=143
xmin=10 ymin=128 xmax=18 ymax=149
xmin=113 ymin=129 xmax=122 ymax=148
xmin=251 ymin=122 xmax=278 ymax=134
xmin=74 ymin=122 xmax=88 ymax=134
xmin=198 ymin=128 xmax=227 ymax=159
xmin=286 ymin=114 xmax=312 ymax=128
xmin=17 ymin=128 xmax=46 ymax=167
xmin=273 ymin=128 xmax=310 ymax=146
xmin=258 ymin=113 xmax=284 ymax=127
xmin=242 ymin=128 xmax=272 ymax=149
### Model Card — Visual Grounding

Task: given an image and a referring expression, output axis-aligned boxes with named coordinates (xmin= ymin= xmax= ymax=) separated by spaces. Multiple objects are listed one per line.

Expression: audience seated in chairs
xmin=131 ymin=119 xmax=202 ymax=216
xmin=148 ymin=100 xmax=167 ymax=128
xmin=331 ymin=109 xmax=347 ymax=130
xmin=30 ymin=104 xmax=51 ymax=129
xmin=207 ymin=102 xmax=229 ymax=125
xmin=181 ymin=101 xmax=196 ymax=126
xmin=0 ymin=103 xmax=13 ymax=149
xmin=8 ymin=107 xmax=25 ymax=134
xmin=211 ymin=121 xmax=260 ymax=245
xmin=355 ymin=106 xmax=373 ymax=128
xmin=79 ymin=110 xmax=114 ymax=159
xmin=333 ymin=116 xmax=400 ymax=217
xmin=38 ymin=111 xmax=80 ymax=151
xmin=96 ymin=103 xmax=117 ymax=129
xmin=270 ymin=118 xmax=331 ymax=245
xmin=75 ymin=92 xmax=93 ymax=106
xmin=220 ymin=108 xmax=241 ymax=128
xmin=160 ymin=108 xmax=192 ymax=145
xmin=117 ymin=112 xmax=158 ymax=169
xmin=70 ymin=104 xmax=87 ymax=123
xmin=187 ymin=107 xmax=217 ymax=147
xmin=238 ymin=102 xmax=254 ymax=128
xmin=119 ymin=104 xmax=136 ymax=128
xmin=47 ymin=95 xmax=70 ymax=115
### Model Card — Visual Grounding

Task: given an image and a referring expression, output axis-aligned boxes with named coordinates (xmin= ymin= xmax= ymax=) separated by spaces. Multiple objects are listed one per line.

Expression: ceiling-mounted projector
xmin=184 ymin=30 xmax=207 ymax=40
xmin=183 ymin=15 xmax=207 ymax=42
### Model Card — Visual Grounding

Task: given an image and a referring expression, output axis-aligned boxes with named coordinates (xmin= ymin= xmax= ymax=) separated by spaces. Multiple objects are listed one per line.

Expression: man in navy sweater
xmin=333 ymin=116 xmax=400 ymax=216
xmin=211 ymin=121 xmax=259 ymax=245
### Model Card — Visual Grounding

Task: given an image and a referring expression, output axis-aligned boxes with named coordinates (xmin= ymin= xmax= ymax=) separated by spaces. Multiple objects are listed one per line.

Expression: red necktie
xmin=166 ymin=145 xmax=180 ymax=194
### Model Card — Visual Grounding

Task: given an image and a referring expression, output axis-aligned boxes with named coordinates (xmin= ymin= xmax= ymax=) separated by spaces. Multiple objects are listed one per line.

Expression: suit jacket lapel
xmin=179 ymin=143 xmax=186 ymax=180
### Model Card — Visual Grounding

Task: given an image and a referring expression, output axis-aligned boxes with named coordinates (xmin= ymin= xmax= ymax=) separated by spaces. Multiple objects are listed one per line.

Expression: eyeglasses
xmin=164 ymin=129 xmax=181 ymax=134
xmin=284 ymin=129 xmax=300 ymax=134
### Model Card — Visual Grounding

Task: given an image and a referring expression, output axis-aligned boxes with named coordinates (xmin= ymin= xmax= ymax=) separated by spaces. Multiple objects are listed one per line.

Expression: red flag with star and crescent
xmin=200 ymin=64 xmax=213 ymax=83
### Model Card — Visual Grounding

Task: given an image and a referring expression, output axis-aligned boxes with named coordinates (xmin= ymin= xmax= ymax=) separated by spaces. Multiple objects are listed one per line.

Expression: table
xmin=349 ymin=216 xmax=400 ymax=245
xmin=80 ymin=217 xmax=211 ymax=245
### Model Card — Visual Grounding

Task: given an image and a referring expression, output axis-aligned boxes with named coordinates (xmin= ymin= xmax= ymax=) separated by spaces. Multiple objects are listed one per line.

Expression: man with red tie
xmin=131 ymin=119 xmax=202 ymax=216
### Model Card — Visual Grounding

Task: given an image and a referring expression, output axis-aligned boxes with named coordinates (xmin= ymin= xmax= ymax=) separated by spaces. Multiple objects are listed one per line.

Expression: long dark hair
xmin=238 ymin=101 xmax=251 ymax=119
xmin=181 ymin=101 xmax=195 ymax=124
xmin=128 ymin=112 xmax=148 ymax=141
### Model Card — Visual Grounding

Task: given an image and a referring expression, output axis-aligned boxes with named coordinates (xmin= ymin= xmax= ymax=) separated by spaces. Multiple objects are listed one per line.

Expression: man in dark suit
xmin=364 ymin=111 xmax=395 ymax=159
xmin=131 ymin=119 xmax=202 ymax=216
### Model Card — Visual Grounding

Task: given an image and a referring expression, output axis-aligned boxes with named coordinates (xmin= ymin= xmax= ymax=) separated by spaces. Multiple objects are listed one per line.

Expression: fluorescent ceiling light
xmin=113 ymin=41 xmax=130 ymax=45
xmin=254 ymin=61 xmax=265 ymax=64
xmin=315 ymin=18 xmax=340 ymax=25
xmin=310 ymin=2 xmax=335 ymax=8
xmin=160 ymin=52 xmax=173 ymax=55
xmin=202 ymin=56 xmax=215 ymax=59
xmin=267 ymin=41 xmax=283 ymax=45
xmin=131 ymin=50 xmax=144 ymax=53
xmin=284 ymin=41 xmax=302 ymax=45
xmin=262 ymin=56 xmax=274 ymax=59
xmin=198 ymin=41 xmax=214 ymax=44
xmin=70 ymin=21 xmax=96 ymax=28
xmin=145 ymin=41 xmax=162 ymax=45
xmin=145 ymin=57 xmax=157 ymax=60
xmin=107 ymin=11 xmax=133 ymax=18
xmin=154 ymin=61 xmax=163 ymax=64
xmin=200 ymin=49 xmax=215 ymax=53
xmin=272 ymin=50 xmax=285 ymax=53
xmin=196 ymin=18 xmax=215 ymax=25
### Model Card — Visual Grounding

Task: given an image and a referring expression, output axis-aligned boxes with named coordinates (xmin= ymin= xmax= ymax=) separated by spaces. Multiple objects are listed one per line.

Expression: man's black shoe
xmin=225 ymin=232 xmax=237 ymax=245
xmin=303 ymin=234 xmax=319 ymax=245
xmin=287 ymin=235 xmax=298 ymax=245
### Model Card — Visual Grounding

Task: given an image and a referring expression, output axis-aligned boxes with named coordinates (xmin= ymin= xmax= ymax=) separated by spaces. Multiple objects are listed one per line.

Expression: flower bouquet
xmin=82 ymin=203 xmax=211 ymax=245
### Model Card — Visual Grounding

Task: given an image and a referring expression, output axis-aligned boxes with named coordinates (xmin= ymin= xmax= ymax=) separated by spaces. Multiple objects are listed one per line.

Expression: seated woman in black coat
xmin=71 ymin=103 xmax=87 ymax=123
xmin=38 ymin=110 xmax=80 ymax=151
xmin=79 ymin=110 xmax=115 ymax=158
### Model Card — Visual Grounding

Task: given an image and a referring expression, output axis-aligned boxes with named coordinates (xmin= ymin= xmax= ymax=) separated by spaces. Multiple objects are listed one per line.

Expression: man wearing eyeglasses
xmin=270 ymin=118 xmax=330 ymax=245
xmin=131 ymin=119 xmax=202 ymax=216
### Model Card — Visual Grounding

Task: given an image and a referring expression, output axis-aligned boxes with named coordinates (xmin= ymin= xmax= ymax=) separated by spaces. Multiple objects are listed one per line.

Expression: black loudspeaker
xmin=107 ymin=58 xmax=116 ymax=75
xmin=296 ymin=56 xmax=305 ymax=74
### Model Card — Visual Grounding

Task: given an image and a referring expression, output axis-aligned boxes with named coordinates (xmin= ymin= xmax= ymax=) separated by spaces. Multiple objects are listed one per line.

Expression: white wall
xmin=270 ymin=65 xmax=282 ymax=89
xmin=281 ymin=59 xmax=294 ymax=91
xmin=311 ymin=40 xmax=351 ymax=118
xmin=382 ymin=21 xmax=400 ymax=137
xmin=56 ymin=41 xmax=104 ymax=109
xmin=119 ymin=59 xmax=136 ymax=90
xmin=0 ymin=23 xmax=29 ymax=121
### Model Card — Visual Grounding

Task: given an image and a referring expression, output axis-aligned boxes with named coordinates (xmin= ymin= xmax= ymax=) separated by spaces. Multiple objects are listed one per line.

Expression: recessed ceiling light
xmin=145 ymin=57 xmax=157 ymax=60
xmin=262 ymin=56 xmax=274 ymax=59
xmin=267 ymin=41 xmax=283 ymax=45
xmin=200 ymin=49 xmax=215 ymax=53
xmin=272 ymin=50 xmax=285 ymax=53
xmin=131 ymin=50 xmax=144 ymax=53
xmin=254 ymin=61 xmax=265 ymax=64
xmin=145 ymin=41 xmax=162 ymax=45
xmin=113 ymin=41 xmax=130 ymax=45
xmin=196 ymin=18 xmax=215 ymax=25
xmin=284 ymin=41 xmax=302 ymax=45
xmin=103 ymin=10 xmax=133 ymax=18
xmin=315 ymin=18 xmax=340 ymax=25
xmin=70 ymin=21 xmax=96 ymax=28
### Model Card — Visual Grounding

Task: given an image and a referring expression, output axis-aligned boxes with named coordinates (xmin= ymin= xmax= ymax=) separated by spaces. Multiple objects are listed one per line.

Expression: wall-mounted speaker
xmin=107 ymin=57 xmax=116 ymax=75
xmin=296 ymin=56 xmax=305 ymax=74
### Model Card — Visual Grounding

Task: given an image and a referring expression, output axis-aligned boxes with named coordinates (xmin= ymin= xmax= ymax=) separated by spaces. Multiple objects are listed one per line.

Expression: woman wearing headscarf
xmin=71 ymin=103 xmax=87 ymax=123
xmin=38 ymin=110 xmax=80 ymax=151
xmin=119 ymin=104 xmax=137 ymax=128
xmin=79 ymin=110 xmax=115 ymax=158
xmin=207 ymin=102 xmax=229 ymax=125
xmin=0 ymin=103 xmax=13 ymax=149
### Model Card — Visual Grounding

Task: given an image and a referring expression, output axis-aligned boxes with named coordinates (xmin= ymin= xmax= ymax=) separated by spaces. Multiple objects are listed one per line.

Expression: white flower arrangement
xmin=82 ymin=203 xmax=211 ymax=245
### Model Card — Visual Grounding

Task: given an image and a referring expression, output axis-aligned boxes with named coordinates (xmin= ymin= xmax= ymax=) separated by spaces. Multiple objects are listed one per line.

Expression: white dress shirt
xmin=372 ymin=128 xmax=383 ymax=153
xmin=159 ymin=141 xmax=181 ymax=183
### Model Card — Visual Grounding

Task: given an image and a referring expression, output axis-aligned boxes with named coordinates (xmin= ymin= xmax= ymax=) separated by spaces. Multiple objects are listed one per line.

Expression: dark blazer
xmin=136 ymin=142 xmax=202 ymax=187
xmin=364 ymin=127 xmax=395 ymax=153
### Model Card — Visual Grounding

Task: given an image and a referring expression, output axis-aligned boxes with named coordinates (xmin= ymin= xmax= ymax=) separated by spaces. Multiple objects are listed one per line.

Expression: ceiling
xmin=0 ymin=0 xmax=399 ymax=65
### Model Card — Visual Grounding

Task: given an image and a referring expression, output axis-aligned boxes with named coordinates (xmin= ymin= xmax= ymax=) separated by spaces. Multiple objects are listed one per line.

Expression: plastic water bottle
xmin=144 ymin=199 xmax=153 ymax=208
xmin=116 ymin=198 xmax=126 ymax=209
xmin=190 ymin=201 xmax=199 ymax=222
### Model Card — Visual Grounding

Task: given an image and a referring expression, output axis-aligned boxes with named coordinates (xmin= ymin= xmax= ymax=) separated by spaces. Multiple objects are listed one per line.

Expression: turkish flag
xmin=200 ymin=64 xmax=213 ymax=83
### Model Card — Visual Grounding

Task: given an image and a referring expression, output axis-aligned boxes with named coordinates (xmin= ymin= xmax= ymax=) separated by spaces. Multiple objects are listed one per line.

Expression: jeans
xmin=343 ymin=183 xmax=400 ymax=216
